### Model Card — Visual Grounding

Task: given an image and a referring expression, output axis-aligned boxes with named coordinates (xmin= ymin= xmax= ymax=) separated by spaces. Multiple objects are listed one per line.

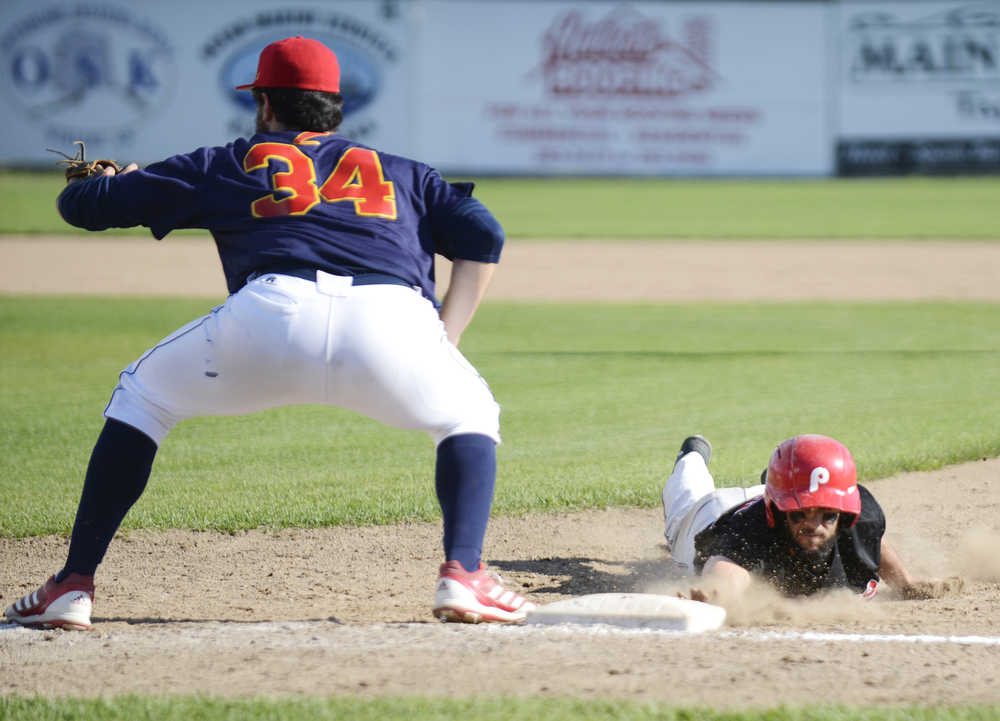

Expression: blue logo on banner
xmin=1 ymin=5 xmax=175 ymax=150
xmin=202 ymin=11 xmax=398 ymax=142
xmin=221 ymin=37 xmax=380 ymax=117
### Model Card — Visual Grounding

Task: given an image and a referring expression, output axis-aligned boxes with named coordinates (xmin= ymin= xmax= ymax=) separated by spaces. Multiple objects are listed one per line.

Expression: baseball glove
xmin=48 ymin=141 xmax=122 ymax=182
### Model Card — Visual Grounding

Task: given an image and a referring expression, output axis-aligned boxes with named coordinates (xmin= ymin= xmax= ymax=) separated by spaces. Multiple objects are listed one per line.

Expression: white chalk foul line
xmin=499 ymin=623 xmax=1000 ymax=646
xmin=4 ymin=619 xmax=999 ymax=648
xmin=721 ymin=629 xmax=1000 ymax=646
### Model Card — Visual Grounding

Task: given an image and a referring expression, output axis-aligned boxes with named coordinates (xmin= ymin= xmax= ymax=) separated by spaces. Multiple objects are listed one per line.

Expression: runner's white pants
xmin=662 ymin=452 xmax=765 ymax=572
xmin=105 ymin=271 xmax=501 ymax=446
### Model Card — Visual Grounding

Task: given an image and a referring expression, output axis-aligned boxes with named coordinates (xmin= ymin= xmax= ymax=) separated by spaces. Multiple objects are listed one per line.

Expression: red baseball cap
xmin=235 ymin=36 xmax=340 ymax=92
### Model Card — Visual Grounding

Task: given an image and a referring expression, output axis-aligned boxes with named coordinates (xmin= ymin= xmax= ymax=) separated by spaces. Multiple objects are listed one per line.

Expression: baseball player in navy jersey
xmin=663 ymin=434 xmax=948 ymax=603
xmin=5 ymin=36 xmax=535 ymax=630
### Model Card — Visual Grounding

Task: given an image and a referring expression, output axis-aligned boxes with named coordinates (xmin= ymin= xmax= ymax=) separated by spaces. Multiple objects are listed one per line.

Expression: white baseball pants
xmin=105 ymin=271 xmax=501 ymax=447
xmin=662 ymin=451 xmax=765 ymax=572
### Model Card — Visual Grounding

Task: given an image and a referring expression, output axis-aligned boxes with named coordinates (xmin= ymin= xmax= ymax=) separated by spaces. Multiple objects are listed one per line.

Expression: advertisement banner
xmin=0 ymin=1 xmax=410 ymax=166
xmin=413 ymin=1 xmax=833 ymax=175
xmin=837 ymin=1 xmax=1000 ymax=174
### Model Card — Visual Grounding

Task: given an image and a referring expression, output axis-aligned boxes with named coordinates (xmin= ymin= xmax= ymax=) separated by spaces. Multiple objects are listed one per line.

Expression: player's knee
xmin=433 ymin=398 xmax=501 ymax=446
xmin=103 ymin=381 xmax=176 ymax=447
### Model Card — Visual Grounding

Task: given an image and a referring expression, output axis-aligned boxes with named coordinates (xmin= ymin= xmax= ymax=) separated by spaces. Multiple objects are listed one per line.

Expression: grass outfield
xmin=2 ymin=296 xmax=999 ymax=537
xmin=2 ymin=697 xmax=999 ymax=721
xmin=2 ymin=170 xmax=999 ymax=238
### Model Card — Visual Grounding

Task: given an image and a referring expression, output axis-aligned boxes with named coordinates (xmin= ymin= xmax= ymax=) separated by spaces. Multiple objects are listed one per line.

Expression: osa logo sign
xmin=1 ymin=5 xmax=175 ymax=147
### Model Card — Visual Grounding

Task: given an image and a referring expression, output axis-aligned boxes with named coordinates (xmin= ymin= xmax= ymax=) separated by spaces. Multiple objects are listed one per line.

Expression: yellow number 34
xmin=243 ymin=132 xmax=397 ymax=220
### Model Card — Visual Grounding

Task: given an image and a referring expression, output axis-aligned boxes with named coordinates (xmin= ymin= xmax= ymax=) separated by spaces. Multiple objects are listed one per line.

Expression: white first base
xmin=524 ymin=593 xmax=726 ymax=633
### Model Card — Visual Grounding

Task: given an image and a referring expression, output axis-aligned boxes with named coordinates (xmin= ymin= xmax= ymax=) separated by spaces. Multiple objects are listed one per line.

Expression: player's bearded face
xmin=785 ymin=507 xmax=840 ymax=557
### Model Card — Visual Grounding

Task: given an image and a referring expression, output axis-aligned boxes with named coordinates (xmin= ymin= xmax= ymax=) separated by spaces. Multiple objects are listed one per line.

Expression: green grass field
xmin=2 ymin=297 xmax=999 ymax=537
xmin=2 ymin=174 xmax=998 ymax=719
xmin=2 ymin=170 xmax=999 ymax=238
xmin=3 ymin=697 xmax=998 ymax=721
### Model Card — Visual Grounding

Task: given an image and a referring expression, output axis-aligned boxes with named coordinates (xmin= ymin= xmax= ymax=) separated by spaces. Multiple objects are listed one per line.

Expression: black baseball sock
xmin=56 ymin=418 xmax=158 ymax=581
xmin=435 ymin=433 xmax=496 ymax=573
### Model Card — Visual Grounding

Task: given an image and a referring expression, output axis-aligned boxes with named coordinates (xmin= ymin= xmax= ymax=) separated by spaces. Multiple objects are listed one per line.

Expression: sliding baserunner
xmin=663 ymin=434 xmax=956 ymax=603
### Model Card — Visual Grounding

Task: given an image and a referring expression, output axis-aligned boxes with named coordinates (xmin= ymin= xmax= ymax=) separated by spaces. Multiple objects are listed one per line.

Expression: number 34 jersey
xmin=57 ymin=131 xmax=500 ymax=301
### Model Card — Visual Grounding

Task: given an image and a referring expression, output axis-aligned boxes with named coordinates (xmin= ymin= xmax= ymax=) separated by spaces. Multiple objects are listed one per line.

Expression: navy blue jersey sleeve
xmin=57 ymin=148 xmax=215 ymax=239
xmin=424 ymin=175 xmax=504 ymax=263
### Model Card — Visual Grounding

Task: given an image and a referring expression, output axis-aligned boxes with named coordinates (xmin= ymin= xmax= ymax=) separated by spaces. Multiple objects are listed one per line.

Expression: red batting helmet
xmin=764 ymin=434 xmax=860 ymax=527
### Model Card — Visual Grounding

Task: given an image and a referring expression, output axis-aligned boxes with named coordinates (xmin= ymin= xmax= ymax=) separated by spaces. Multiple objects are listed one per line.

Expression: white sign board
xmin=837 ymin=1 xmax=1000 ymax=173
xmin=0 ymin=1 xmax=411 ymax=166
xmin=412 ymin=1 xmax=833 ymax=175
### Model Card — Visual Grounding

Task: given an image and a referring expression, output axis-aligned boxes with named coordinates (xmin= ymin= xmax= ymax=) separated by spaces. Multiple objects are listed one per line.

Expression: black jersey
xmin=693 ymin=484 xmax=885 ymax=596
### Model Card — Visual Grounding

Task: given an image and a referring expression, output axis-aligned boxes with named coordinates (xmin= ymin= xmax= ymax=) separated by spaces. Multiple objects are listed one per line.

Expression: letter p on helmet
xmin=809 ymin=466 xmax=830 ymax=493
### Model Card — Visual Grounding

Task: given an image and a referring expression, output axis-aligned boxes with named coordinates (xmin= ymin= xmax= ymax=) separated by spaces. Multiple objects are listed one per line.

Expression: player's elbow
xmin=57 ymin=180 xmax=112 ymax=231
xmin=435 ymin=197 xmax=505 ymax=263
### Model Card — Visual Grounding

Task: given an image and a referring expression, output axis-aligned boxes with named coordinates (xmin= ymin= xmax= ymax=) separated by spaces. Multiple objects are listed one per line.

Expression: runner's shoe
xmin=433 ymin=561 xmax=536 ymax=623
xmin=5 ymin=573 xmax=94 ymax=631
xmin=675 ymin=435 xmax=712 ymax=468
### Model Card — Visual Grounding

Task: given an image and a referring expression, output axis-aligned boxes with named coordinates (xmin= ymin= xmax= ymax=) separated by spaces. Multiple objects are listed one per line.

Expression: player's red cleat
xmin=433 ymin=560 xmax=536 ymax=623
xmin=5 ymin=573 xmax=94 ymax=631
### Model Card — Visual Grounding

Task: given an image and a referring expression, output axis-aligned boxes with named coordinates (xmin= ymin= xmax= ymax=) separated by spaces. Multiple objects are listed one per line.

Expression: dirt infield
xmin=4 ymin=234 xmax=1000 ymax=300
xmin=2 ymin=235 xmax=1000 ymax=707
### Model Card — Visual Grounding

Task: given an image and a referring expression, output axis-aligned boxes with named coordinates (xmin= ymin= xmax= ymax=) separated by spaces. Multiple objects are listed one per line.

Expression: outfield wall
xmin=1 ymin=0 xmax=997 ymax=175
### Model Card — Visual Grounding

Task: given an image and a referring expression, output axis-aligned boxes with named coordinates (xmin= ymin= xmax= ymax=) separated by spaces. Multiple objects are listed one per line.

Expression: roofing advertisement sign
xmin=413 ymin=1 xmax=832 ymax=175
